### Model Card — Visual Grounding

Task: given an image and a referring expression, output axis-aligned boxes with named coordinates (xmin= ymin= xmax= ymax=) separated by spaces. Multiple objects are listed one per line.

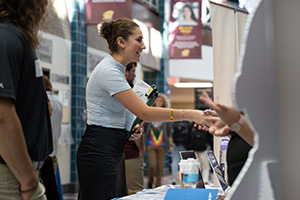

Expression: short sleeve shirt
xmin=86 ymin=55 xmax=131 ymax=129
xmin=0 ymin=24 xmax=53 ymax=162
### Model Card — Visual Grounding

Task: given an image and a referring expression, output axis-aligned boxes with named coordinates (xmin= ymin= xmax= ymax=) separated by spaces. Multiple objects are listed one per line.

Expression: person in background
xmin=144 ymin=93 xmax=172 ymax=188
xmin=38 ymin=75 xmax=62 ymax=200
xmin=76 ymin=18 xmax=209 ymax=200
xmin=124 ymin=62 xmax=145 ymax=195
xmin=200 ymin=91 xmax=253 ymax=185
xmin=187 ymin=123 xmax=212 ymax=184
xmin=125 ymin=62 xmax=137 ymax=88
xmin=43 ymin=75 xmax=63 ymax=173
xmin=48 ymin=95 xmax=53 ymax=117
xmin=0 ymin=1 xmax=52 ymax=199
xmin=170 ymin=121 xmax=191 ymax=185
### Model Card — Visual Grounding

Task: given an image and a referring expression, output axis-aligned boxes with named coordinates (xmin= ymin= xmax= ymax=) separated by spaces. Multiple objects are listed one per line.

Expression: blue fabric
xmin=55 ymin=164 xmax=63 ymax=200
xmin=164 ymin=188 xmax=219 ymax=200
xmin=171 ymin=144 xmax=186 ymax=181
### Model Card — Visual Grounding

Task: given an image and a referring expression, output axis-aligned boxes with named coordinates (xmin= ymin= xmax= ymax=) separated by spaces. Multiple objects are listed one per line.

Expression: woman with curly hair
xmin=0 ymin=0 xmax=51 ymax=200
xmin=76 ymin=18 xmax=209 ymax=200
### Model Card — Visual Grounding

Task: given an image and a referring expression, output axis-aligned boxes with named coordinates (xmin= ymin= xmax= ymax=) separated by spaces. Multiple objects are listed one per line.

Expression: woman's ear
xmin=116 ymin=36 xmax=126 ymax=49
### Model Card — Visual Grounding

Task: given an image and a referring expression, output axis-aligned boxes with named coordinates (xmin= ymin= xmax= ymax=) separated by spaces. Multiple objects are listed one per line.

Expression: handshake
xmin=196 ymin=92 xmax=254 ymax=147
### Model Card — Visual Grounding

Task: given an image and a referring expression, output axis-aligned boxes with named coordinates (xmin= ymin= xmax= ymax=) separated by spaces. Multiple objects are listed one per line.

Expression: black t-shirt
xmin=227 ymin=132 xmax=252 ymax=186
xmin=0 ymin=23 xmax=53 ymax=163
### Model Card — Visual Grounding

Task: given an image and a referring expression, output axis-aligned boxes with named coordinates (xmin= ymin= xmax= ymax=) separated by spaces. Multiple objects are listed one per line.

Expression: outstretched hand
xmin=200 ymin=92 xmax=241 ymax=126
xmin=199 ymin=92 xmax=254 ymax=146
xmin=192 ymin=110 xmax=211 ymax=128
xmin=205 ymin=117 xmax=231 ymax=137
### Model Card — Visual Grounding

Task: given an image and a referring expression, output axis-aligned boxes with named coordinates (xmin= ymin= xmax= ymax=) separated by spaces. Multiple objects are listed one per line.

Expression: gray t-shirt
xmin=86 ymin=55 xmax=131 ymax=129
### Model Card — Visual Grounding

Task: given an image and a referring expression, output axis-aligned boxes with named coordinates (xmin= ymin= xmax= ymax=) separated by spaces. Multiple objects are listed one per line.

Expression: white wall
xmin=40 ymin=33 xmax=71 ymax=90
xmin=169 ymin=45 xmax=213 ymax=81
xmin=273 ymin=0 xmax=300 ymax=198
xmin=40 ymin=33 xmax=72 ymax=185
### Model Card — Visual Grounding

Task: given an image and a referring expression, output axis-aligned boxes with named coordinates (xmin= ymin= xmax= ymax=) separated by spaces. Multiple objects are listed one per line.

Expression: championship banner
xmin=169 ymin=0 xmax=202 ymax=59
xmin=85 ymin=0 xmax=132 ymax=25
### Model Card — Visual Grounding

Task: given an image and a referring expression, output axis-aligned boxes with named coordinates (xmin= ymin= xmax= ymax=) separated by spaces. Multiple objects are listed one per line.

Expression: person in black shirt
xmin=0 ymin=1 xmax=52 ymax=199
xmin=199 ymin=92 xmax=253 ymax=185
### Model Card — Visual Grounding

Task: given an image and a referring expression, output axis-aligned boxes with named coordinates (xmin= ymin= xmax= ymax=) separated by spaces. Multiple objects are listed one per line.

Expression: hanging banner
xmin=85 ymin=0 xmax=132 ymax=25
xmin=169 ymin=0 xmax=202 ymax=59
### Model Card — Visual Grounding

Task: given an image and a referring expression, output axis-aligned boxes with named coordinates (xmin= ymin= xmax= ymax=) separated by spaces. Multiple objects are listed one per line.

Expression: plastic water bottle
xmin=220 ymin=138 xmax=229 ymax=177
xmin=179 ymin=158 xmax=199 ymax=188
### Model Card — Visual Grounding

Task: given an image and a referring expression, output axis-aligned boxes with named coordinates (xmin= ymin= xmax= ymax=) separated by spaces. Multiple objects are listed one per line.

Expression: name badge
xmin=35 ymin=59 xmax=43 ymax=77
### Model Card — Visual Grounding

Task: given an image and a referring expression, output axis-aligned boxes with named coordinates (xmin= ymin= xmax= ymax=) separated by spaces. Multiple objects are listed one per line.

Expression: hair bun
xmin=99 ymin=21 xmax=113 ymax=40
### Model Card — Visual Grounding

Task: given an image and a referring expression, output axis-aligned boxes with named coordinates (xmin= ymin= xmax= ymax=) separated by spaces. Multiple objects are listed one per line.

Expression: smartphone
xmin=179 ymin=150 xmax=197 ymax=160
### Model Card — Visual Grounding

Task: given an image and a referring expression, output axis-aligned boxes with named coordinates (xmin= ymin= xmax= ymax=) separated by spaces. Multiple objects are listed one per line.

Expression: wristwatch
xmin=230 ymin=114 xmax=245 ymax=132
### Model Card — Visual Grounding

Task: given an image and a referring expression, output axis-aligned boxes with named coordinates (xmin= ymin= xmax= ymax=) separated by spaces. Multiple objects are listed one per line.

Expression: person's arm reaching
xmin=113 ymin=89 xmax=208 ymax=126
xmin=200 ymin=92 xmax=254 ymax=146
xmin=0 ymin=98 xmax=38 ymax=200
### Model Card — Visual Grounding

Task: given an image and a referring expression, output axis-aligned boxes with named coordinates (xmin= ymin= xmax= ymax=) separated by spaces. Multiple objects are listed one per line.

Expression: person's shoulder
xmin=0 ymin=23 xmax=24 ymax=41
xmin=99 ymin=58 xmax=124 ymax=77
xmin=0 ymin=23 xmax=26 ymax=49
xmin=94 ymin=56 xmax=116 ymax=72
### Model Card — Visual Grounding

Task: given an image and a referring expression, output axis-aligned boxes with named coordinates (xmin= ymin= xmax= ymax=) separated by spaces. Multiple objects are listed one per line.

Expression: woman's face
xmin=183 ymin=7 xmax=192 ymax=20
xmin=155 ymin=96 xmax=164 ymax=107
xmin=124 ymin=28 xmax=146 ymax=63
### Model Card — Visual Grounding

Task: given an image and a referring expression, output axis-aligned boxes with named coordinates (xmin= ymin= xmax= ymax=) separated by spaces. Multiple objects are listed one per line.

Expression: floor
xmin=62 ymin=173 xmax=175 ymax=200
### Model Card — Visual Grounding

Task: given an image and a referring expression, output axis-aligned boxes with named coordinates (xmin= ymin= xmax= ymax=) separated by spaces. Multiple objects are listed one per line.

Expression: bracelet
xmin=19 ymin=183 xmax=38 ymax=193
xmin=170 ymin=108 xmax=174 ymax=122
xmin=180 ymin=109 xmax=185 ymax=121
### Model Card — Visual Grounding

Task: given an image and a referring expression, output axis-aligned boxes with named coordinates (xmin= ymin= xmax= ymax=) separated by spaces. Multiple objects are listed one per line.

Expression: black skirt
xmin=77 ymin=125 xmax=127 ymax=200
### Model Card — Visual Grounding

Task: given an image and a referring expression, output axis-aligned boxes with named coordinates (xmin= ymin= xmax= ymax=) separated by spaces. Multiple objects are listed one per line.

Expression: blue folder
xmin=164 ymin=188 xmax=219 ymax=200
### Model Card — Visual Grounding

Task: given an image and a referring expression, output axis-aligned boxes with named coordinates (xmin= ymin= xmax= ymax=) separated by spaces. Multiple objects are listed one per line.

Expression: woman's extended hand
xmin=192 ymin=110 xmax=211 ymax=128
xmin=203 ymin=109 xmax=218 ymax=117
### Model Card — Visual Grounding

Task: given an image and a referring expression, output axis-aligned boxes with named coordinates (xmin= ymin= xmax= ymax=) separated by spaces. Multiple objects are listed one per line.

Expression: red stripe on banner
xmin=85 ymin=0 xmax=132 ymax=25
